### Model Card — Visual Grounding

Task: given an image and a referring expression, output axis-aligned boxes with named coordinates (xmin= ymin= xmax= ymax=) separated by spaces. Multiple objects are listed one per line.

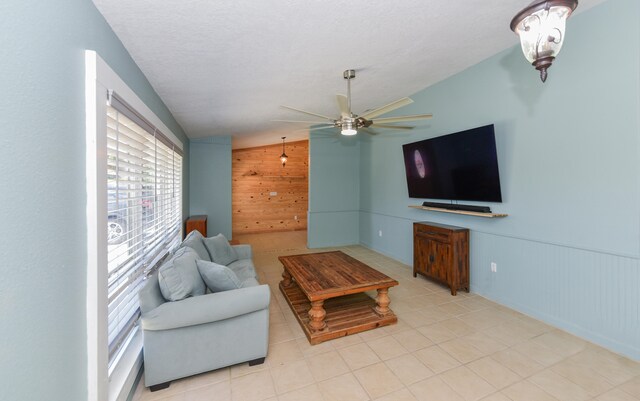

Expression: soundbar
xmin=422 ymin=201 xmax=492 ymax=214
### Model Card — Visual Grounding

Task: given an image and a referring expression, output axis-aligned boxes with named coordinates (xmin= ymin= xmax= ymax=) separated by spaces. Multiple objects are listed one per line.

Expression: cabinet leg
xmin=451 ymin=288 xmax=457 ymax=296
xmin=308 ymin=300 xmax=326 ymax=332
xmin=281 ymin=270 xmax=292 ymax=287
xmin=413 ymin=271 xmax=417 ymax=278
xmin=150 ymin=382 xmax=170 ymax=392
xmin=248 ymin=357 xmax=265 ymax=366
xmin=374 ymin=288 xmax=392 ymax=316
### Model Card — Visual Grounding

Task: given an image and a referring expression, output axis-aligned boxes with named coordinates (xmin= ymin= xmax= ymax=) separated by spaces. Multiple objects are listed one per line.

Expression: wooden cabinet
xmin=185 ymin=215 xmax=207 ymax=238
xmin=413 ymin=221 xmax=469 ymax=295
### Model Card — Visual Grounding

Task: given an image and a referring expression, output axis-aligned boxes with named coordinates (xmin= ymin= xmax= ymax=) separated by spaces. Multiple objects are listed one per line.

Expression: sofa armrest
xmin=141 ymin=284 xmax=270 ymax=331
xmin=232 ymin=244 xmax=252 ymax=260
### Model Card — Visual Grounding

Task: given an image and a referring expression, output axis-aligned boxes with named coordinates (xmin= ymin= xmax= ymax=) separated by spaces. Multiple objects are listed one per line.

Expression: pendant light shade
xmin=510 ymin=0 xmax=578 ymax=82
xmin=279 ymin=137 xmax=288 ymax=167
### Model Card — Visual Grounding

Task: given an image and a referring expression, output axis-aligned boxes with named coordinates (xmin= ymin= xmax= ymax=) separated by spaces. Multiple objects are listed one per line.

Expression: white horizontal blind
xmin=106 ymin=95 xmax=182 ymax=371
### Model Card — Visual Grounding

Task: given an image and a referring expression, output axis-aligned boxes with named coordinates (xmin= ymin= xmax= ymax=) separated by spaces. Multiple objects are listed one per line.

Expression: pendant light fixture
xmin=510 ymin=0 xmax=578 ymax=82
xmin=279 ymin=137 xmax=288 ymax=167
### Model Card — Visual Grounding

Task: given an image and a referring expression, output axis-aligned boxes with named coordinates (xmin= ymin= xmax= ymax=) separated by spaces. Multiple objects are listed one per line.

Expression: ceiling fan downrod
xmin=343 ymin=69 xmax=355 ymax=117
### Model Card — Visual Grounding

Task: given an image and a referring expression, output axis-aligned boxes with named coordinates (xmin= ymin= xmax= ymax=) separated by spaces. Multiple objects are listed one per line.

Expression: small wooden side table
xmin=185 ymin=215 xmax=207 ymax=238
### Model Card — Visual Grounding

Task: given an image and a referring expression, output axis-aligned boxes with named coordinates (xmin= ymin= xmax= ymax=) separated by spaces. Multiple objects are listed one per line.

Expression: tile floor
xmin=132 ymin=231 xmax=640 ymax=401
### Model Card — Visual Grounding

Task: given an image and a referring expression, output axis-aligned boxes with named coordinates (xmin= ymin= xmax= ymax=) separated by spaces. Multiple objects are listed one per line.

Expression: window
xmin=86 ymin=51 xmax=184 ymax=401
xmin=106 ymin=93 xmax=183 ymax=371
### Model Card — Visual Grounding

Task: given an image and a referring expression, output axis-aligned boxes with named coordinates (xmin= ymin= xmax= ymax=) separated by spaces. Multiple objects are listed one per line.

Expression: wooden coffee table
xmin=279 ymin=251 xmax=399 ymax=344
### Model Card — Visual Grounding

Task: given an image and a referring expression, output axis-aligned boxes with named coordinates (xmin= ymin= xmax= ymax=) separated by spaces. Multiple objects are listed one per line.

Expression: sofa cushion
xmin=157 ymin=247 xmax=206 ymax=301
xmin=240 ymin=277 xmax=260 ymax=288
xmin=139 ymin=273 xmax=165 ymax=313
xmin=226 ymin=259 xmax=257 ymax=282
xmin=179 ymin=230 xmax=211 ymax=261
xmin=232 ymin=244 xmax=252 ymax=260
xmin=141 ymin=285 xmax=271 ymax=331
xmin=196 ymin=259 xmax=243 ymax=292
xmin=203 ymin=234 xmax=238 ymax=266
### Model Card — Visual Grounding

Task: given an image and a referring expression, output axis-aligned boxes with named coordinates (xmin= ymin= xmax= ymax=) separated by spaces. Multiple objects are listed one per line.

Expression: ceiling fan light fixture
xmin=510 ymin=0 xmax=578 ymax=82
xmin=341 ymin=118 xmax=357 ymax=136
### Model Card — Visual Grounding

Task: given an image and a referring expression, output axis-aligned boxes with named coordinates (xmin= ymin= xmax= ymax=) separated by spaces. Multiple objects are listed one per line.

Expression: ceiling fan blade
xmin=370 ymin=124 xmax=414 ymax=130
xmin=359 ymin=97 xmax=414 ymax=119
xmin=336 ymin=95 xmax=350 ymax=118
xmin=294 ymin=125 xmax=337 ymax=133
xmin=281 ymin=105 xmax=335 ymax=122
xmin=359 ymin=127 xmax=379 ymax=136
xmin=371 ymin=114 xmax=433 ymax=124
xmin=308 ymin=125 xmax=337 ymax=131
xmin=272 ymin=119 xmax=330 ymax=124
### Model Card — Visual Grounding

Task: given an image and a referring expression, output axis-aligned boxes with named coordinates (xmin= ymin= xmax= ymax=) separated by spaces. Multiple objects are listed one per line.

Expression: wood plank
xmin=278 ymin=250 xmax=398 ymax=344
xmin=279 ymin=251 xmax=398 ymax=301
xmin=409 ymin=205 xmax=508 ymax=218
xmin=232 ymin=140 xmax=308 ymax=235
xmin=279 ymin=281 xmax=397 ymax=345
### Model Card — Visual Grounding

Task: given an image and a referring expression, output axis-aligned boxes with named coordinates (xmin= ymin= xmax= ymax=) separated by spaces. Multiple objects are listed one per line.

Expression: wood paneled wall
xmin=232 ymin=140 xmax=308 ymax=235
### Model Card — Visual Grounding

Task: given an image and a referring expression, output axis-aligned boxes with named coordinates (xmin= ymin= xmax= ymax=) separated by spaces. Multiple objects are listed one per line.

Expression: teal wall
xmin=308 ymin=134 xmax=361 ymax=247
xmin=0 ymin=1 xmax=188 ymax=400
xmin=358 ymin=0 xmax=640 ymax=359
xmin=189 ymin=136 xmax=233 ymax=239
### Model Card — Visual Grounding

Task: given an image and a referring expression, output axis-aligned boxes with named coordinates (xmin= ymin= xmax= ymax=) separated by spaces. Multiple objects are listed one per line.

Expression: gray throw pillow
xmin=196 ymin=259 xmax=242 ymax=292
xmin=203 ymin=234 xmax=238 ymax=266
xmin=157 ymin=247 xmax=206 ymax=301
xmin=179 ymin=230 xmax=211 ymax=261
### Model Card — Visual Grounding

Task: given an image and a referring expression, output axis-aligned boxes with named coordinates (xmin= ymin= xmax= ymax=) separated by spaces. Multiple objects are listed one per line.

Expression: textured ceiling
xmin=93 ymin=0 xmax=604 ymax=149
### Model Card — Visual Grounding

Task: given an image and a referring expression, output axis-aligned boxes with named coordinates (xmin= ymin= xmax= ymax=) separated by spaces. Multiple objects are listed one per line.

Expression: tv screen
xmin=402 ymin=124 xmax=502 ymax=202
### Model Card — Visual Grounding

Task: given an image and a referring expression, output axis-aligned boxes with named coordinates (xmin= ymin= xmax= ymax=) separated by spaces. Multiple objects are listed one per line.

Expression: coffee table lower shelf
xmin=279 ymin=282 xmax=397 ymax=345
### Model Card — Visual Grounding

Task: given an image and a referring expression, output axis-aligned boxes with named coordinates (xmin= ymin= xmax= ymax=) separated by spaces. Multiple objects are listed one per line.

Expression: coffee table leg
xmin=374 ymin=288 xmax=392 ymax=317
xmin=308 ymin=300 xmax=327 ymax=332
xmin=281 ymin=270 xmax=292 ymax=287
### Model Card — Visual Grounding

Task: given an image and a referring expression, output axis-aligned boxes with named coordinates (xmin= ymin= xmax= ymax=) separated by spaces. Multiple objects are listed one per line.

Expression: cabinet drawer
xmin=415 ymin=230 xmax=451 ymax=243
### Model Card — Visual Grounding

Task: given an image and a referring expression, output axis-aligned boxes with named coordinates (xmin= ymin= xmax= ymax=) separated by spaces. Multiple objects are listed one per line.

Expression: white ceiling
xmin=93 ymin=0 xmax=604 ymax=149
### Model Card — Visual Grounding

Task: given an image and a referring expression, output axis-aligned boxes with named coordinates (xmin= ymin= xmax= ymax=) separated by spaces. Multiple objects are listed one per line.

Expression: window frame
xmin=85 ymin=50 xmax=184 ymax=401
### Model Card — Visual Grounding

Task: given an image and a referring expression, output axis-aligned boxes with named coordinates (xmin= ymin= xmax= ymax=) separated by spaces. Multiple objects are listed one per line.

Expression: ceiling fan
xmin=275 ymin=69 xmax=433 ymax=136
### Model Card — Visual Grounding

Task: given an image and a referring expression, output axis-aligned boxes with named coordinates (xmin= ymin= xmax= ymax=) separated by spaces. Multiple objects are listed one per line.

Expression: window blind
xmin=106 ymin=92 xmax=182 ymax=371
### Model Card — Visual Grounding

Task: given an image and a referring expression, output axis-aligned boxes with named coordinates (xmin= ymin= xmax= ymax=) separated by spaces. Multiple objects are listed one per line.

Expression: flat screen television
xmin=402 ymin=124 xmax=502 ymax=202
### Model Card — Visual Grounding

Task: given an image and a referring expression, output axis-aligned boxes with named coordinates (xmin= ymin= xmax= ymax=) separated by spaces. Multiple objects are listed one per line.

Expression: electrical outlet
xmin=491 ymin=262 xmax=497 ymax=273
xmin=269 ymin=191 xmax=277 ymax=196
xmin=294 ymin=215 xmax=298 ymax=221
xmin=378 ymin=230 xmax=383 ymax=237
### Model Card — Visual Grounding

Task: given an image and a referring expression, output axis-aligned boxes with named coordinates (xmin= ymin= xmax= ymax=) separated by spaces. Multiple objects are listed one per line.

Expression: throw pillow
xmin=157 ymin=259 xmax=188 ymax=301
xmin=157 ymin=247 xmax=206 ymax=301
xmin=179 ymin=230 xmax=211 ymax=261
xmin=203 ymin=234 xmax=238 ymax=266
xmin=196 ymin=259 xmax=242 ymax=292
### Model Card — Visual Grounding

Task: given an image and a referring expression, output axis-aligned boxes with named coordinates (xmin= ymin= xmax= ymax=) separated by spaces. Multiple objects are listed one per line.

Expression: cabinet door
xmin=414 ymin=237 xmax=430 ymax=274
xmin=425 ymin=240 xmax=451 ymax=282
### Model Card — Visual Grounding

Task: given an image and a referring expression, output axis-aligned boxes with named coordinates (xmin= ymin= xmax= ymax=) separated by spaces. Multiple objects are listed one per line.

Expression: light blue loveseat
xmin=138 ymin=231 xmax=270 ymax=391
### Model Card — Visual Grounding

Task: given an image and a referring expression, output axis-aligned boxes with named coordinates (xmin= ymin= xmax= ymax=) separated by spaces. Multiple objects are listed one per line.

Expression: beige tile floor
xmin=132 ymin=231 xmax=640 ymax=401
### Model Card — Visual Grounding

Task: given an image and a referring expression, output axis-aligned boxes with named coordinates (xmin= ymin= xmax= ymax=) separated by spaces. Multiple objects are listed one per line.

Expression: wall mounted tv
xmin=402 ymin=124 xmax=502 ymax=203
